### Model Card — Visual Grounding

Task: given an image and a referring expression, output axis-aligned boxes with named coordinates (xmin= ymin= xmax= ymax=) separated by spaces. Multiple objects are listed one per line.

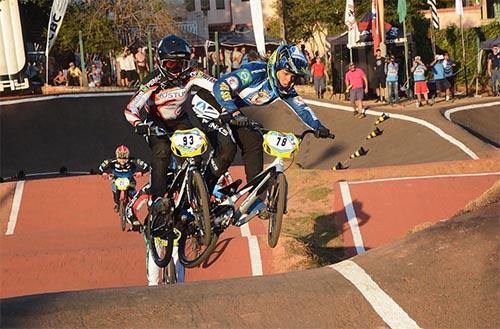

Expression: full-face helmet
xmin=115 ymin=145 xmax=130 ymax=159
xmin=267 ymin=44 xmax=309 ymax=96
xmin=157 ymin=35 xmax=192 ymax=83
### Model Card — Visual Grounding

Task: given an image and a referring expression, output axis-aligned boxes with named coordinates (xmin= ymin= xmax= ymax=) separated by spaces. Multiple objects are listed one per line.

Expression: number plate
xmin=262 ymin=131 xmax=300 ymax=158
xmin=170 ymin=128 xmax=208 ymax=157
xmin=115 ymin=177 xmax=130 ymax=191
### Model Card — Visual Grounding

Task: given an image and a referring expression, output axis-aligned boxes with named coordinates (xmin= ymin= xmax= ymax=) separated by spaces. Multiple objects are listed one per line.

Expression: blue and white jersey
xmin=431 ymin=61 xmax=445 ymax=80
xmin=213 ymin=61 xmax=322 ymax=129
xmin=413 ymin=64 xmax=427 ymax=82
xmin=386 ymin=63 xmax=399 ymax=82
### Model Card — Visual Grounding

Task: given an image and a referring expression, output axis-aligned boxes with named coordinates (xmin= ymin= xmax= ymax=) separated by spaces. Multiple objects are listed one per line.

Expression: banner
xmin=344 ymin=0 xmax=360 ymax=49
xmin=371 ymin=0 xmax=380 ymax=54
xmin=250 ymin=0 xmax=266 ymax=57
xmin=455 ymin=0 xmax=464 ymax=16
xmin=45 ymin=0 xmax=70 ymax=56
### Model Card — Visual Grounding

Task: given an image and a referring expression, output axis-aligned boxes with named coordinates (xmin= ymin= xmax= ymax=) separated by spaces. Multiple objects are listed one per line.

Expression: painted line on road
xmin=339 ymin=182 xmax=366 ymax=255
xmin=240 ymin=223 xmax=263 ymax=276
xmin=443 ymin=101 xmax=500 ymax=121
xmin=5 ymin=181 xmax=25 ymax=235
xmin=306 ymin=98 xmax=482 ymax=159
xmin=330 ymin=260 xmax=422 ymax=329
xmin=0 ymin=92 xmax=134 ymax=106
xmin=348 ymin=171 xmax=500 ymax=185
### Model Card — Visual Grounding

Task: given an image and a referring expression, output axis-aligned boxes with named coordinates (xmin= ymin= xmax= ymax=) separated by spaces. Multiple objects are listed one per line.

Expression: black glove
xmin=219 ymin=112 xmax=233 ymax=124
xmin=134 ymin=123 xmax=150 ymax=136
xmin=315 ymin=125 xmax=331 ymax=138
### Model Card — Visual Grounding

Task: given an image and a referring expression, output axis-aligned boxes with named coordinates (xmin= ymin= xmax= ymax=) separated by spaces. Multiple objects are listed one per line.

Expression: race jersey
xmin=98 ymin=157 xmax=150 ymax=176
xmin=124 ymin=69 xmax=216 ymax=127
xmin=413 ymin=64 xmax=427 ymax=82
xmin=431 ymin=61 xmax=445 ymax=80
xmin=212 ymin=61 xmax=322 ymax=129
xmin=386 ymin=63 xmax=399 ymax=82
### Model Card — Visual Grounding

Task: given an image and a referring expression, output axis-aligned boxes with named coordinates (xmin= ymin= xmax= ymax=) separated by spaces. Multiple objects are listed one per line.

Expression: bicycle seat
xmin=217 ymin=179 xmax=242 ymax=196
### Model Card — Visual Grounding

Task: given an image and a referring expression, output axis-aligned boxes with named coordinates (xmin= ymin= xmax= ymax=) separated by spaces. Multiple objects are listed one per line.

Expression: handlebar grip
xmin=229 ymin=118 xmax=250 ymax=127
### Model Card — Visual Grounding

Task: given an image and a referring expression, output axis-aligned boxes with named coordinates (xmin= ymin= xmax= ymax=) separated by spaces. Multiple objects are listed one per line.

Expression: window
xmin=201 ymin=0 xmax=210 ymax=11
xmin=216 ymin=0 xmax=225 ymax=10
xmin=242 ymin=0 xmax=249 ymax=2
xmin=186 ymin=0 xmax=195 ymax=11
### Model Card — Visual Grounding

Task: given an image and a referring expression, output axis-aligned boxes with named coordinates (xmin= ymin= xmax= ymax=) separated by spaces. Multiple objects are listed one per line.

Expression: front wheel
xmin=118 ymin=198 xmax=126 ymax=232
xmin=178 ymin=232 xmax=219 ymax=268
xmin=267 ymin=173 xmax=287 ymax=248
xmin=189 ymin=171 xmax=212 ymax=246
xmin=144 ymin=214 xmax=175 ymax=268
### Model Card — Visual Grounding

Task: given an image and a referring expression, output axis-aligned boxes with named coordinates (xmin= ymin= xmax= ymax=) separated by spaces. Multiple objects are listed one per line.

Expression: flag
xmin=45 ymin=0 xmax=70 ymax=56
xmin=344 ymin=0 xmax=360 ymax=49
xmin=455 ymin=0 xmax=464 ymax=16
xmin=250 ymin=0 xmax=265 ymax=57
xmin=398 ymin=0 xmax=407 ymax=24
xmin=371 ymin=0 xmax=380 ymax=54
xmin=427 ymin=0 xmax=440 ymax=29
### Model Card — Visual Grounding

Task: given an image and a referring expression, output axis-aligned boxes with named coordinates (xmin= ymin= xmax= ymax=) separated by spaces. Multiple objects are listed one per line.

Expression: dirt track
xmin=1 ymin=94 xmax=499 ymax=328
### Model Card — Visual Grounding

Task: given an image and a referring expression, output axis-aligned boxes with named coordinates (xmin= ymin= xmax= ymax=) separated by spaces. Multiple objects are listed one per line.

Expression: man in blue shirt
xmin=385 ymin=55 xmax=399 ymax=105
xmin=430 ymin=54 xmax=452 ymax=102
xmin=212 ymin=44 xmax=332 ymax=183
xmin=443 ymin=52 xmax=456 ymax=99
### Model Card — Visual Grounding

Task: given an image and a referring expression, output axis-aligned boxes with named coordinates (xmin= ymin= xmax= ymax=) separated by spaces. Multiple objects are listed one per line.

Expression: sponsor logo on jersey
xmin=226 ymin=76 xmax=239 ymax=89
xmin=250 ymin=68 xmax=266 ymax=74
xmin=221 ymin=90 xmax=232 ymax=101
xmin=157 ymin=88 xmax=187 ymax=100
xmin=236 ymin=69 xmax=251 ymax=84
xmin=219 ymin=82 xmax=230 ymax=91
xmin=249 ymin=90 xmax=271 ymax=105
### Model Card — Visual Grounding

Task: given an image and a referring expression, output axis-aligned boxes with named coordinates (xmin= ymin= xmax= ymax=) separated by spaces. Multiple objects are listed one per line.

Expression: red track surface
xmin=0 ymin=166 xmax=272 ymax=298
xmin=333 ymin=173 xmax=500 ymax=256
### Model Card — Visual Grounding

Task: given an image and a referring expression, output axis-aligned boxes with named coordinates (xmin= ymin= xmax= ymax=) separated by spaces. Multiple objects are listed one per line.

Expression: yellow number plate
xmin=115 ymin=177 xmax=130 ymax=191
xmin=170 ymin=128 xmax=208 ymax=157
xmin=262 ymin=131 xmax=300 ymax=158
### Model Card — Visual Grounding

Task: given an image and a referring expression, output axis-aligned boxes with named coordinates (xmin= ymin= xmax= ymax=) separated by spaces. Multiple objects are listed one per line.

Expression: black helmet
xmin=157 ymin=35 xmax=192 ymax=80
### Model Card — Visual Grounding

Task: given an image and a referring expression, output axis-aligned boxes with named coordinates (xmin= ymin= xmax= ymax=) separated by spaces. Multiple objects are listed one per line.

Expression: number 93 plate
xmin=170 ymin=128 xmax=208 ymax=157
xmin=262 ymin=130 xmax=300 ymax=158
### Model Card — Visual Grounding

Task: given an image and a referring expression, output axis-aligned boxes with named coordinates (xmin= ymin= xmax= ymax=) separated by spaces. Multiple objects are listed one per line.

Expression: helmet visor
xmin=160 ymin=59 xmax=188 ymax=74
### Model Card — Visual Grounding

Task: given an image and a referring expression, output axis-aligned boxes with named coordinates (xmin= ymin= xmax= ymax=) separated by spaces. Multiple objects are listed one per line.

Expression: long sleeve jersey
xmin=98 ymin=157 xmax=150 ymax=175
xmin=124 ymin=69 xmax=216 ymax=127
xmin=212 ymin=61 xmax=322 ymax=129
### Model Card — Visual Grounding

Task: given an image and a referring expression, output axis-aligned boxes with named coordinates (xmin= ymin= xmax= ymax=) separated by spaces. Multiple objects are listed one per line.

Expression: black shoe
xmin=374 ymin=99 xmax=380 ymax=103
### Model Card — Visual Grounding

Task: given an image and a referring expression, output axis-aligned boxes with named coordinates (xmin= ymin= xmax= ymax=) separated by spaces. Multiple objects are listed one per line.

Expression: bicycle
xmin=191 ymin=120 xmax=335 ymax=266
xmin=143 ymin=126 xmax=213 ymax=268
xmin=106 ymin=172 xmax=139 ymax=231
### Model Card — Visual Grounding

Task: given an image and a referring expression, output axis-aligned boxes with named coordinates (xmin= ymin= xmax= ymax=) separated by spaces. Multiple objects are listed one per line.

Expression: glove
xmin=219 ymin=112 xmax=233 ymax=124
xmin=101 ymin=173 xmax=110 ymax=180
xmin=315 ymin=125 xmax=331 ymax=138
xmin=134 ymin=123 xmax=150 ymax=136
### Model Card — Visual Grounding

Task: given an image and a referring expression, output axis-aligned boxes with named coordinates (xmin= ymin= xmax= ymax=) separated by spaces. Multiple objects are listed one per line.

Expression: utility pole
xmin=281 ymin=0 xmax=287 ymax=42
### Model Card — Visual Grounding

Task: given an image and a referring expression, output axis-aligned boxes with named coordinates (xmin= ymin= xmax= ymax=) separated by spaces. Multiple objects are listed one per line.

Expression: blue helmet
xmin=267 ymin=44 xmax=309 ymax=96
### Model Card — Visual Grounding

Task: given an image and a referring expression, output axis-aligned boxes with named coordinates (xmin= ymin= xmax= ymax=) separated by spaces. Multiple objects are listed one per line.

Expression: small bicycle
xmin=195 ymin=120 xmax=335 ymax=265
xmin=107 ymin=172 xmax=138 ymax=231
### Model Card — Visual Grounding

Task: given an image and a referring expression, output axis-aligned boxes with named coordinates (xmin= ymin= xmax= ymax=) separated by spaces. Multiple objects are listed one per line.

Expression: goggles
xmin=160 ymin=59 xmax=187 ymax=74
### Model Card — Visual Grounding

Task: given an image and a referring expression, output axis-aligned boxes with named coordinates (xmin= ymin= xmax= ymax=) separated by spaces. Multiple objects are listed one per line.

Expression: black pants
xmin=232 ymin=126 xmax=263 ymax=182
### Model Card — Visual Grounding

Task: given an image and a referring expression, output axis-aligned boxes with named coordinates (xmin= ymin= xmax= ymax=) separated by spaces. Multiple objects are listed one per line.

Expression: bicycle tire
xmin=178 ymin=232 xmax=219 ymax=268
xmin=144 ymin=214 xmax=175 ymax=268
xmin=189 ymin=171 xmax=212 ymax=246
xmin=165 ymin=258 xmax=177 ymax=284
xmin=267 ymin=173 xmax=287 ymax=248
xmin=119 ymin=200 xmax=126 ymax=232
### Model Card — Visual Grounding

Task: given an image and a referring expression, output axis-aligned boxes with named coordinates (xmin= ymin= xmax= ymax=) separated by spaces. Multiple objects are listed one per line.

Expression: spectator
xmin=311 ymin=56 xmax=329 ymax=99
xmin=345 ymin=62 xmax=368 ymax=118
xmin=411 ymin=56 xmax=431 ymax=108
xmin=443 ymin=52 xmax=456 ymax=98
xmin=189 ymin=47 xmax=200 ymax=69
xmin=88 ymin=63 xmax=103 ymax=87
xmin=135 ymin=47 xmax=149 ymax=82
xmin=116 ymin=47 xmax=136 ymax=87
xmin=385 ymin=55 xmax=399 ymax=105
xmin=231 ymin=47 xmax=243 ymax=71
xmin=487 ymin=44 xmax=500 ymax=96
xmin=430 ymin=54 xmax=452 ymax=102
xmin=53 ymin=70 xmax=67 ymax=86
xmin=373 ymin=48 xmax=387 ymax=103
xmin=67 ymin=62 xmax=82 ymax=86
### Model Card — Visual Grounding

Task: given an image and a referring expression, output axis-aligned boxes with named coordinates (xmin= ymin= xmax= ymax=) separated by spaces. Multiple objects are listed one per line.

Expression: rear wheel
xmin=189 ymin=171 xmax=212 ymax=246
xmin=178 ymin=231 xmax=219 ymax=268
xmin=267 ymin=173 xmax=286 ymax=248
xmin=144 ymin=214 xmax=174 ymax=268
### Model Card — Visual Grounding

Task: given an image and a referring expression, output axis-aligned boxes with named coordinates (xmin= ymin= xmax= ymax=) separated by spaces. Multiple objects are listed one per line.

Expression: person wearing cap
xmin=430 ymin=54 xmax=452 ymax=102
xmin=345 ymin=62 xmax=368 ymax=117
xmin=487 ymin=44 xmax=500 ymax=96
xmin=411 ymin=56 xmax=431 ymax=108
xmin=385 ymin=55 xmax=399 ymax=105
